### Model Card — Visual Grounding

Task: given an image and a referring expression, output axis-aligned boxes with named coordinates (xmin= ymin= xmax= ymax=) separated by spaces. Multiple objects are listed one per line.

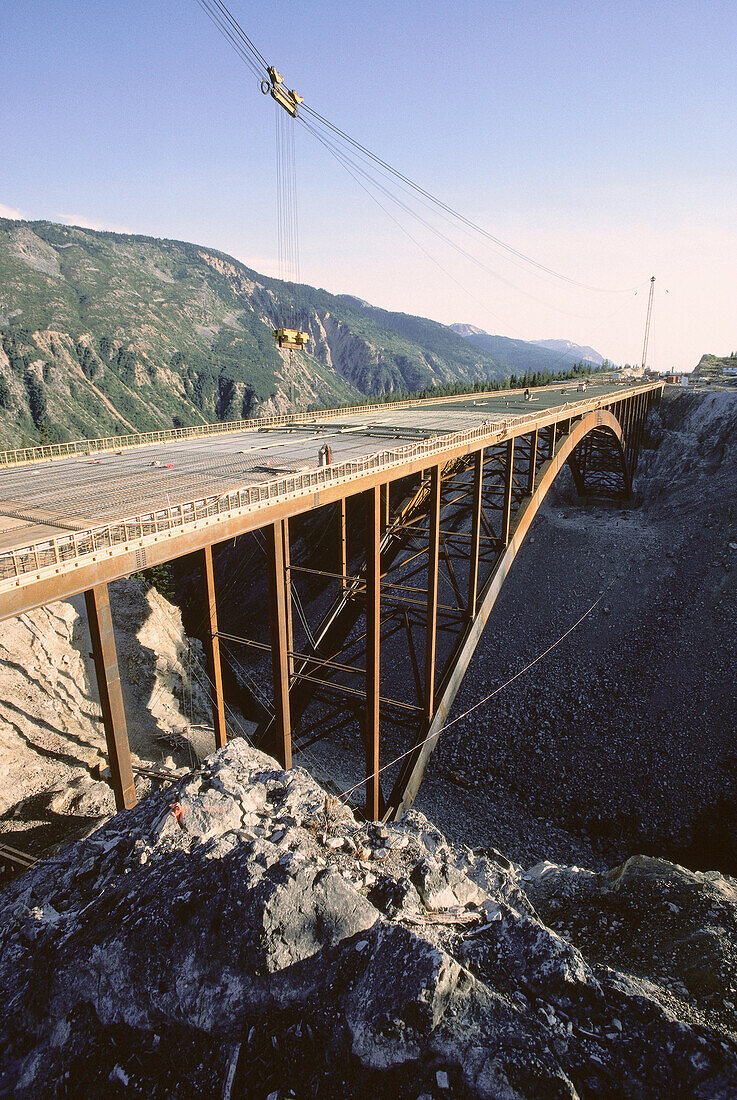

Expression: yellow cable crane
xmin=262 ymin=66 xmax=310 ymax=357
xmin=262 ymin=65 xmax=303 ymax=118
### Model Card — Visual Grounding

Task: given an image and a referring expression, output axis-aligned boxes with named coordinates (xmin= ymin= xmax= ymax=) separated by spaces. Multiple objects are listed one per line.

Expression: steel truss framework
xmin=247 ymin=396 xmax=649 ymax=820
xmin=11 ymin=386 xmax=659 ymax=819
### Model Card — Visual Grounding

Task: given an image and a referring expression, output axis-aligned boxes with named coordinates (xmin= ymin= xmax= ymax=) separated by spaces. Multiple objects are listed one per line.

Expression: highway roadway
xmin=0 ymin=381 xmax=628 ymax=559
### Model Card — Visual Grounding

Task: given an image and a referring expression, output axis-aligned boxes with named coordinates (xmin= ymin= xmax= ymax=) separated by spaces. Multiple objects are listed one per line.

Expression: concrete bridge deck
xmin=0 ymin=381 xmax=649 ymax=602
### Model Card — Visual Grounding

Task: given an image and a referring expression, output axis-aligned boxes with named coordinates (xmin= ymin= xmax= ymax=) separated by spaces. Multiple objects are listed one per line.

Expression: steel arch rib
xmin=385 ymin=409 xmax=629 ymax=820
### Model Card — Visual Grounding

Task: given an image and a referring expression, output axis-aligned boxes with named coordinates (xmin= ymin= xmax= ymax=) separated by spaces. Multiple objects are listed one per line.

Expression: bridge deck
xmin=0 ymin=382 xmax=624 ymax=556
xmin=0 ymin=379 xmax=663 ymax=623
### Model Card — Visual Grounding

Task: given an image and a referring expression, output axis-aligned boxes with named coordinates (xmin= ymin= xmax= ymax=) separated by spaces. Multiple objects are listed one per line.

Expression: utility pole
xmin=641 ymin=276 xmax=655 ymax=373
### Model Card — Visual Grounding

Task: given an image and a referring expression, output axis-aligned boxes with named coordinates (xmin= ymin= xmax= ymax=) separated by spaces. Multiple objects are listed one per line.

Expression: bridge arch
xmin=386 ymin=408 xmax=631 ymax=817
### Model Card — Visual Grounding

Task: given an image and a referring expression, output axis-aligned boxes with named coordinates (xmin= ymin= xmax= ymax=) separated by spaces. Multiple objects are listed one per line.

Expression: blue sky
xmin=1 ymin=0 xmax=735 ymax=369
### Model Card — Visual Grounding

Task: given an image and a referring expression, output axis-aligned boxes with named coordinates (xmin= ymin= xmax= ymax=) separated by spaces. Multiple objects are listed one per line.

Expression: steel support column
xmin=282 ymin=518 xmax=294 ymax=676
xmin=424 ymin=466 xmax=441 ymax=720
xmin=624 ymin=396 xmax=634 ymax=467
xmin=365 ymin=486 xmax=381 ymax=820
xmin=199 ymin=544 xmax=227 ymax=750
xmin=632 ymin=394 xmax=642 ymax=467
xmin=266 ymin=520 xmax=292 ymax=769
xmin=85 ymin=584 xmax=137 ymax=811
xmin=633 ymin=391 xmax=647 ymax=470
xmin=381 ymin=483 xmax=390 ymax=533
xmin=631 ymin=394 xmax=641 ymax=469
xmin=501 ymin=438 xmax=515 ymax=545
xmin=527 ymin=429 xmax=538 ymax=495
xmin=339 ymin=497 xmax=348 ymax=595
xmin=467 ymin=449 xmax=484 ymax=620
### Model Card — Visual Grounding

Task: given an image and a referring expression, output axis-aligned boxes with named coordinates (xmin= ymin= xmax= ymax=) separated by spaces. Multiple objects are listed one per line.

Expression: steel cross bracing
xmin=0 ymin=382 xmax=661 ymax=818
xmin=249 ymin=392 xmax=647 ymax=819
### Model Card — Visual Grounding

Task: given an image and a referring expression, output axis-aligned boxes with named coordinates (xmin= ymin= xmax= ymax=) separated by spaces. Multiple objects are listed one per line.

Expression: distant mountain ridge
xmin=0 ymin=218 xmax=514 ymax=447
xmin=532 ymin=339 xmax=604 ymax=365
xmin=450 ymin=324 xmax=607 ymax=373
xmin=448 ymin=323 xmax=488 ymax=338
xmin=0 ymin=217 xmax=609 ymax=450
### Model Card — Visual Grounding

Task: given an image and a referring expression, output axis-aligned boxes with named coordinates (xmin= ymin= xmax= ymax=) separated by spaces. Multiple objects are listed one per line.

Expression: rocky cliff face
xmin=1 ymin=739 xmax=736 ymax=1099
xmin=0 ymin=578 xmax=214 ymax=870
xmin=0 ymin=219 xmax=506 ymax=447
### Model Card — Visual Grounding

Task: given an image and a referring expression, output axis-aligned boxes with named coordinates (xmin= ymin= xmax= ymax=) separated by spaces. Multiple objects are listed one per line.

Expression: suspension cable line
xmin=300 ymin=115 xmax=639 ymax=326
xmin=301 ymin=104 xmax=641 ymax=296
xmin=196 ymin=0 xmax=266 ymax=81
xmin=300 ymin=117 xmax=509 ymax=325
xmin=194 ymin=0 xmax=643 ymax=302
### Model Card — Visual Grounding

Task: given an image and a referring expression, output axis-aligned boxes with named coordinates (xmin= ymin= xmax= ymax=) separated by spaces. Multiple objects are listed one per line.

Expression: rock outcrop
xmin=0 ymin=577 xmax=214 ymax=865
xmin=1 ymin=739 xmax=735 ymax=1098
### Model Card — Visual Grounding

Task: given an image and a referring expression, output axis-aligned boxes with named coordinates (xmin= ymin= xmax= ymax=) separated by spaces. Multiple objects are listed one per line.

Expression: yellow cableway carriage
xmin=273 ymin=328 xmax=309 ymax=350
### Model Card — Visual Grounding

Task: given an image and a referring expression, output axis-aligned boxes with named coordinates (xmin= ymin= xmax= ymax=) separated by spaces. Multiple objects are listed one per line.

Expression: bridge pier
xmin=338 ymin=498 xmax=348 ymax=595
xmin=527 ymin=429 xmax=538 ymax=496
xmin=199 ymin=545 xmax=227 ymax=751
xmin=266 ymin=520 xmax=293 ymax=770
xmin=380 ymin=483 xmax=390 ymax=534
xmin=85 ymin=584 xmax=137 ymax=812
xmin=501 ymin=438 xmax=515 ymax=545
xmin=364 ymin=486 xmax=382 ymax=820
xmin=424 ymin=466 xmax=441 ymax=724
xmin=467 ymin=449 xmax=484 ymax=621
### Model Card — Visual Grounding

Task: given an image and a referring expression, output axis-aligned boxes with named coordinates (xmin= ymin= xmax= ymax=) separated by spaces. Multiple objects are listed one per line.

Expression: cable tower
xmin=641 ymin=276 xmax=655 ymax=372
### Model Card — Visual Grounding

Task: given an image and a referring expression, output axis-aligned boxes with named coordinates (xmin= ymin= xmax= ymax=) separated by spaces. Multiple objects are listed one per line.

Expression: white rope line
xmin=338 ymin=585 xmax=610 ymax=804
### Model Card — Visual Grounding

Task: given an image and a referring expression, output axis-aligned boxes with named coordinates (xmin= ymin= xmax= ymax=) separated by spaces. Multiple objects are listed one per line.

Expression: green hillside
xmin=450 ymin=326 xmax=610 ymax=376
xmin=693 ymin=353 xmax=737 ymax=381
xmin=0 ymin=219 xmax=509 ymax=447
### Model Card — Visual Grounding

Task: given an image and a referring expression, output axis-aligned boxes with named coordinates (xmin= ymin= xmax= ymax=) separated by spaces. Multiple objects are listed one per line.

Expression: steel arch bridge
xmin=253 ymin=406 xmax=635 ymax=819
xmin=0 ymin=381 xmax=661 ymax=820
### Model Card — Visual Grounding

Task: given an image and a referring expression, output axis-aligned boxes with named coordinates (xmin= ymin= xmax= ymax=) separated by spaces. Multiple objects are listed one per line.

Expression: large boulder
xmin=1 ymin=740 xmax=736 ymax=1098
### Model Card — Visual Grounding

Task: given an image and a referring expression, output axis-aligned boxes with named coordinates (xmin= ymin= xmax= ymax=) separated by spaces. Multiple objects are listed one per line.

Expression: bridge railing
xmin=0 ymin=378 xmax=620 ymax=468
xmin=0 ymin=390 xmax=518 ymax=467
xmin=0 ymin=384 xmax=661 ymax=586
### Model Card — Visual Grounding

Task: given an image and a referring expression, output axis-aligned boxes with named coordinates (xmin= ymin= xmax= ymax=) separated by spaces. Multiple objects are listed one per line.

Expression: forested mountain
xmin=449 ymin=324 xmax=609 ymax=376
xmin=0 ymin=219 xmax=511 ymax=447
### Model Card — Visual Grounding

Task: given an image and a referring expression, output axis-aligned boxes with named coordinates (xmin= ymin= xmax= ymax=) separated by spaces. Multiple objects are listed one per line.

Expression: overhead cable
xmin=302 ymin=104 xmax=641 ymax=296
xmin=195 ymin=1 xmax=646 ymax=300
xmin=300 ymin=116 xmax=639 ymax=324
xmin=196 ymin=0 xmax=267 ymax=81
